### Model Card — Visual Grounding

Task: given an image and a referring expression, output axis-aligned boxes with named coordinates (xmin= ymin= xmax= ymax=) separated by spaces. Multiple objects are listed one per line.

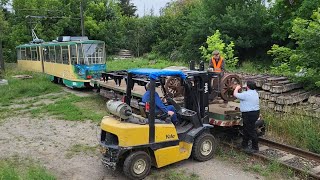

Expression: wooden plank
xmin=264 ymin=91 xmax=272 ymax=100
xmin=276 ymin=80 xmax=291 ymax=85
xmin=267 ymin=101 xmax=276 ymax=109
xmin=255 ymin=76 xmax=271 ymax=87
xmin=262 ymin=80 xmax=291 ymax=91
xmin=276 ymin=91 xmax=311 ymax=105
xmin=258 ymin=90 xmax=267 ymax=99
xmin=262 ymin=82 xmax=272 ymax=91
xmin=266 ymin=76 xmax=287 ymax=82
xmin=270 ymin=83 xmax=302 ymax=93
xmin=270 ymin=94 xmax=281 ymax=102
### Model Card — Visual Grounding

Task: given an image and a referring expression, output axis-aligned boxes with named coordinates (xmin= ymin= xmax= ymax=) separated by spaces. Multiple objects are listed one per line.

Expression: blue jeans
xmin=166 ymin=105 xmax=178 ymax=124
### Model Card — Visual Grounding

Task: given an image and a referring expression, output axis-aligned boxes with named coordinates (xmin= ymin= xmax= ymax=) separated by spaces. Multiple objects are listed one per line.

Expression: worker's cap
xmin=212 ymin=50 xmax=220 ymax=55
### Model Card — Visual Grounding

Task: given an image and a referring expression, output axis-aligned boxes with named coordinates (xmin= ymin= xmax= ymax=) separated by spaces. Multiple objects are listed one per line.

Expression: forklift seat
xmin=138 ymin=102 xmax=171 ymax=123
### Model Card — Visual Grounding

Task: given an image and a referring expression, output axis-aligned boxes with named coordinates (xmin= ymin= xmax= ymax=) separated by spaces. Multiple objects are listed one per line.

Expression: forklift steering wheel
xmin=165 ymin=97 xmax=181 ymax=112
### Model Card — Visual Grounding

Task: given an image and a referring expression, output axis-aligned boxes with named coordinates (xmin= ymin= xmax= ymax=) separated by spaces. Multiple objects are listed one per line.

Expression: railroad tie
xmin=258 ymin=145 xmax=269 ymax=152
xmin=278 ymin=154 xmax=295 ymax=162
xmin=310 ymin=165 xmax=320 ymax=175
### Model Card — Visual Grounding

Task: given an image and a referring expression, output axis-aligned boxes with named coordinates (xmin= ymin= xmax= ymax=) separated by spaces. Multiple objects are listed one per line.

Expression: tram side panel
xmin=17 ymin=46 xmax=43 ymax=73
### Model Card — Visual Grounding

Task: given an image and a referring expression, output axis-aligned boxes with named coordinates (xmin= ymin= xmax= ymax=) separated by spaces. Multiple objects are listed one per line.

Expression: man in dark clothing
xmin=233 ymin=81 xmax=260 ymax=154
xmin=142 ymin=83 xmax=178 ymax=125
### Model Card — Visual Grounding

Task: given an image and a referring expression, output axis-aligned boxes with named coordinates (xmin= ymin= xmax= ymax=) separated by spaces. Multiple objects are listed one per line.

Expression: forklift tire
xmin=192 ymin=133 xmax=216 ymax=162
xmin=123 ymin=151 xmax=151 ymax=180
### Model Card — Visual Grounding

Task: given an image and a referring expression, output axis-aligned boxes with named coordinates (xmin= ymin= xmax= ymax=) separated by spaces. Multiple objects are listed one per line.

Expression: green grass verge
xmin=31 ymin=94 xmax=107 ymax=122
xmin=243 ymin=160 xmax=294 ymax=179
xmin=0 ymin=156 xmax=56 ymax=180
xmin=262 ymin=109 xmax=320 ymax=154
xmin=216 ymin=146 xmax=294 ymax=179
xmin=106 ymin=58 xmax=187 ymax=71
xmin=0 ymin=65 xmax=61 ymax=105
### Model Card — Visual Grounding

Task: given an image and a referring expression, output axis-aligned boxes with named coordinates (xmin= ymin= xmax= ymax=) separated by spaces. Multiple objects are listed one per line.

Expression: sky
xmin=3 ymin=0 xmax=174 ymax=16
xmin=131 ymin=0 xmax=172 ymax=16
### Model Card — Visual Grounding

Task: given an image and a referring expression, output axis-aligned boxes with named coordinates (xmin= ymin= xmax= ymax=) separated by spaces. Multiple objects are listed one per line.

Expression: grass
xmin=216 ymin=146 xmax=247 ymax=163
xmin=217 ymin=146 xmax=295 ymax=179
xmin=31 ymin=94 xmax=107 ymax=122
xmin=0 ymin=64 xmax=61 ymax=106
xmin=0 ymin=156 xmax=56 ymax=180
xmin=65 ymin=144 xmax=98 ymax=159
xmin=233 ymin=61 xmax=270 ymax=74
xmin=106 ymin=58 xmax=187 ymax=71
xmin=243 ymin=160 xmax=294 ymax=179
xmin=149 ymin=169 xmax=200 ymax=180
xmin=261 ymin=109 xmax=320 ymax=154
xmin=0 ymin=107 xmax=14 ymax=122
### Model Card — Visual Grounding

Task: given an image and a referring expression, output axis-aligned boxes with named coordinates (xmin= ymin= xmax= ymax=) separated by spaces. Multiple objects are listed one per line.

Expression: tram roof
xmin=16 ymin=40 xmax=104 ymax=48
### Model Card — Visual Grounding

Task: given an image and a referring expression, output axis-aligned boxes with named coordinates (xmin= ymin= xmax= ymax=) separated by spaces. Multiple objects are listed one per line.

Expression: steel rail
xmin=222 ymin=139 xmax=320 ymax=179
xmin=259 ymin=137 xmax=320 ymax=163
xmin=258 ymin=137 xmax=320 ymax=179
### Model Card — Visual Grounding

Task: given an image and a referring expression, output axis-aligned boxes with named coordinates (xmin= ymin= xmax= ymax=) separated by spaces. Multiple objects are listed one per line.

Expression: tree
xmin=117 ymin=0 xmax=137 ymax=17
xmin=268 ymin=0 xmax=320 ymax=45
xmin=0 ymin=8 xmax=8 ymax=74
xmin=268 ymin=8 xmax=320 ymax=88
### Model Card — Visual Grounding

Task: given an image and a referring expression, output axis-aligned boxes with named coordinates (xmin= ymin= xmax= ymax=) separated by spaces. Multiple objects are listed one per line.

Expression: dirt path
xmin=0 ymin=115 xmax=263 ymax=180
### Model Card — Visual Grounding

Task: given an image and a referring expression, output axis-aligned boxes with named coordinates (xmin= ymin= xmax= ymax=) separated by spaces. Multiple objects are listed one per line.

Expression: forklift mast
xmin=183 ymin=71 xmax=210 ymax=124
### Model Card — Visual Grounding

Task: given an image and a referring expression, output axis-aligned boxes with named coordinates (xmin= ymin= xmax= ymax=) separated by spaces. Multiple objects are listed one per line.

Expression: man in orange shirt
xmin=208 ymin=50 xmax=226 ymax=101
xmin=209 ymin=50 xmax=225 ymax=75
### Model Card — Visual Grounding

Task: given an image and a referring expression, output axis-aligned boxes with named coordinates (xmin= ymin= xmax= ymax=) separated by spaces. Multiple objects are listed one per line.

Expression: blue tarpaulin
xmin=128 ymin=68 xmax=186 ymax=80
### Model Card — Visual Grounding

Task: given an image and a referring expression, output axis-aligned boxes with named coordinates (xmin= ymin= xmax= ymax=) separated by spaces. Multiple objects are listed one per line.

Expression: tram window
xmin=49 ymin=46 xmax=56 ymax=63
xmin=31 ymin=47 xmax=37 ymax=61
xmin=21 ymin=48 xmax=26 ymax=60
xmin=43 ymin=47 xmax=50 ymax=62
xmin=70 ymin=45 xmax=77 ymax=65
xmin=55 ymin=46 xmax=62 ymax=64
xmin=62 ymin=46 xmax=69 ymax=64
xmin=26 ymin=47 xmax=31 ymax=60
xmin=78 ymin=45 xmax=85 ymax=64
xmin=82 ymin=43 xmax=105 ymax=64
xmin=98 ymin=48 xmax=103 ymax=63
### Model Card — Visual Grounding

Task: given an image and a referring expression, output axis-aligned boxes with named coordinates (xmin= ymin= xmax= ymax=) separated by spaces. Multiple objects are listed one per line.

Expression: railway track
xmin=223 ymin=137 xmax=320 ymax=179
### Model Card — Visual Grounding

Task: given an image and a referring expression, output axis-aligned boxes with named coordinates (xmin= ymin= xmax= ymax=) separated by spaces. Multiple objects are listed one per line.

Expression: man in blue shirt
xmin=233 ymin=80 xmax=260 ymax=153
xmin=142 ymin=83 xmax=178 ymax=125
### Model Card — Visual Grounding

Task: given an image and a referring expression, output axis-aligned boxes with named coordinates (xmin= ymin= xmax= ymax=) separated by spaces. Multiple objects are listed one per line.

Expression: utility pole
xmin=80 ymin=0 xmax=85 ymax=36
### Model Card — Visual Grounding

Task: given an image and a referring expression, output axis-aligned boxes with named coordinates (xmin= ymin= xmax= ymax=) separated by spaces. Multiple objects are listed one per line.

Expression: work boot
xmin=173 ymin=121 xmax=179 ymax=126
xmin=236 ymin=144 xmax=247 ymax=150
xmin=244 ymin=148 xmax=259 ymax=154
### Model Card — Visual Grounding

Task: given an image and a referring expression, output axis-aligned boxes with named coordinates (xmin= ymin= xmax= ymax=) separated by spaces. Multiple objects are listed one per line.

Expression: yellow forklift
xmin=99 ymin=68 xmax=216 ymax=179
